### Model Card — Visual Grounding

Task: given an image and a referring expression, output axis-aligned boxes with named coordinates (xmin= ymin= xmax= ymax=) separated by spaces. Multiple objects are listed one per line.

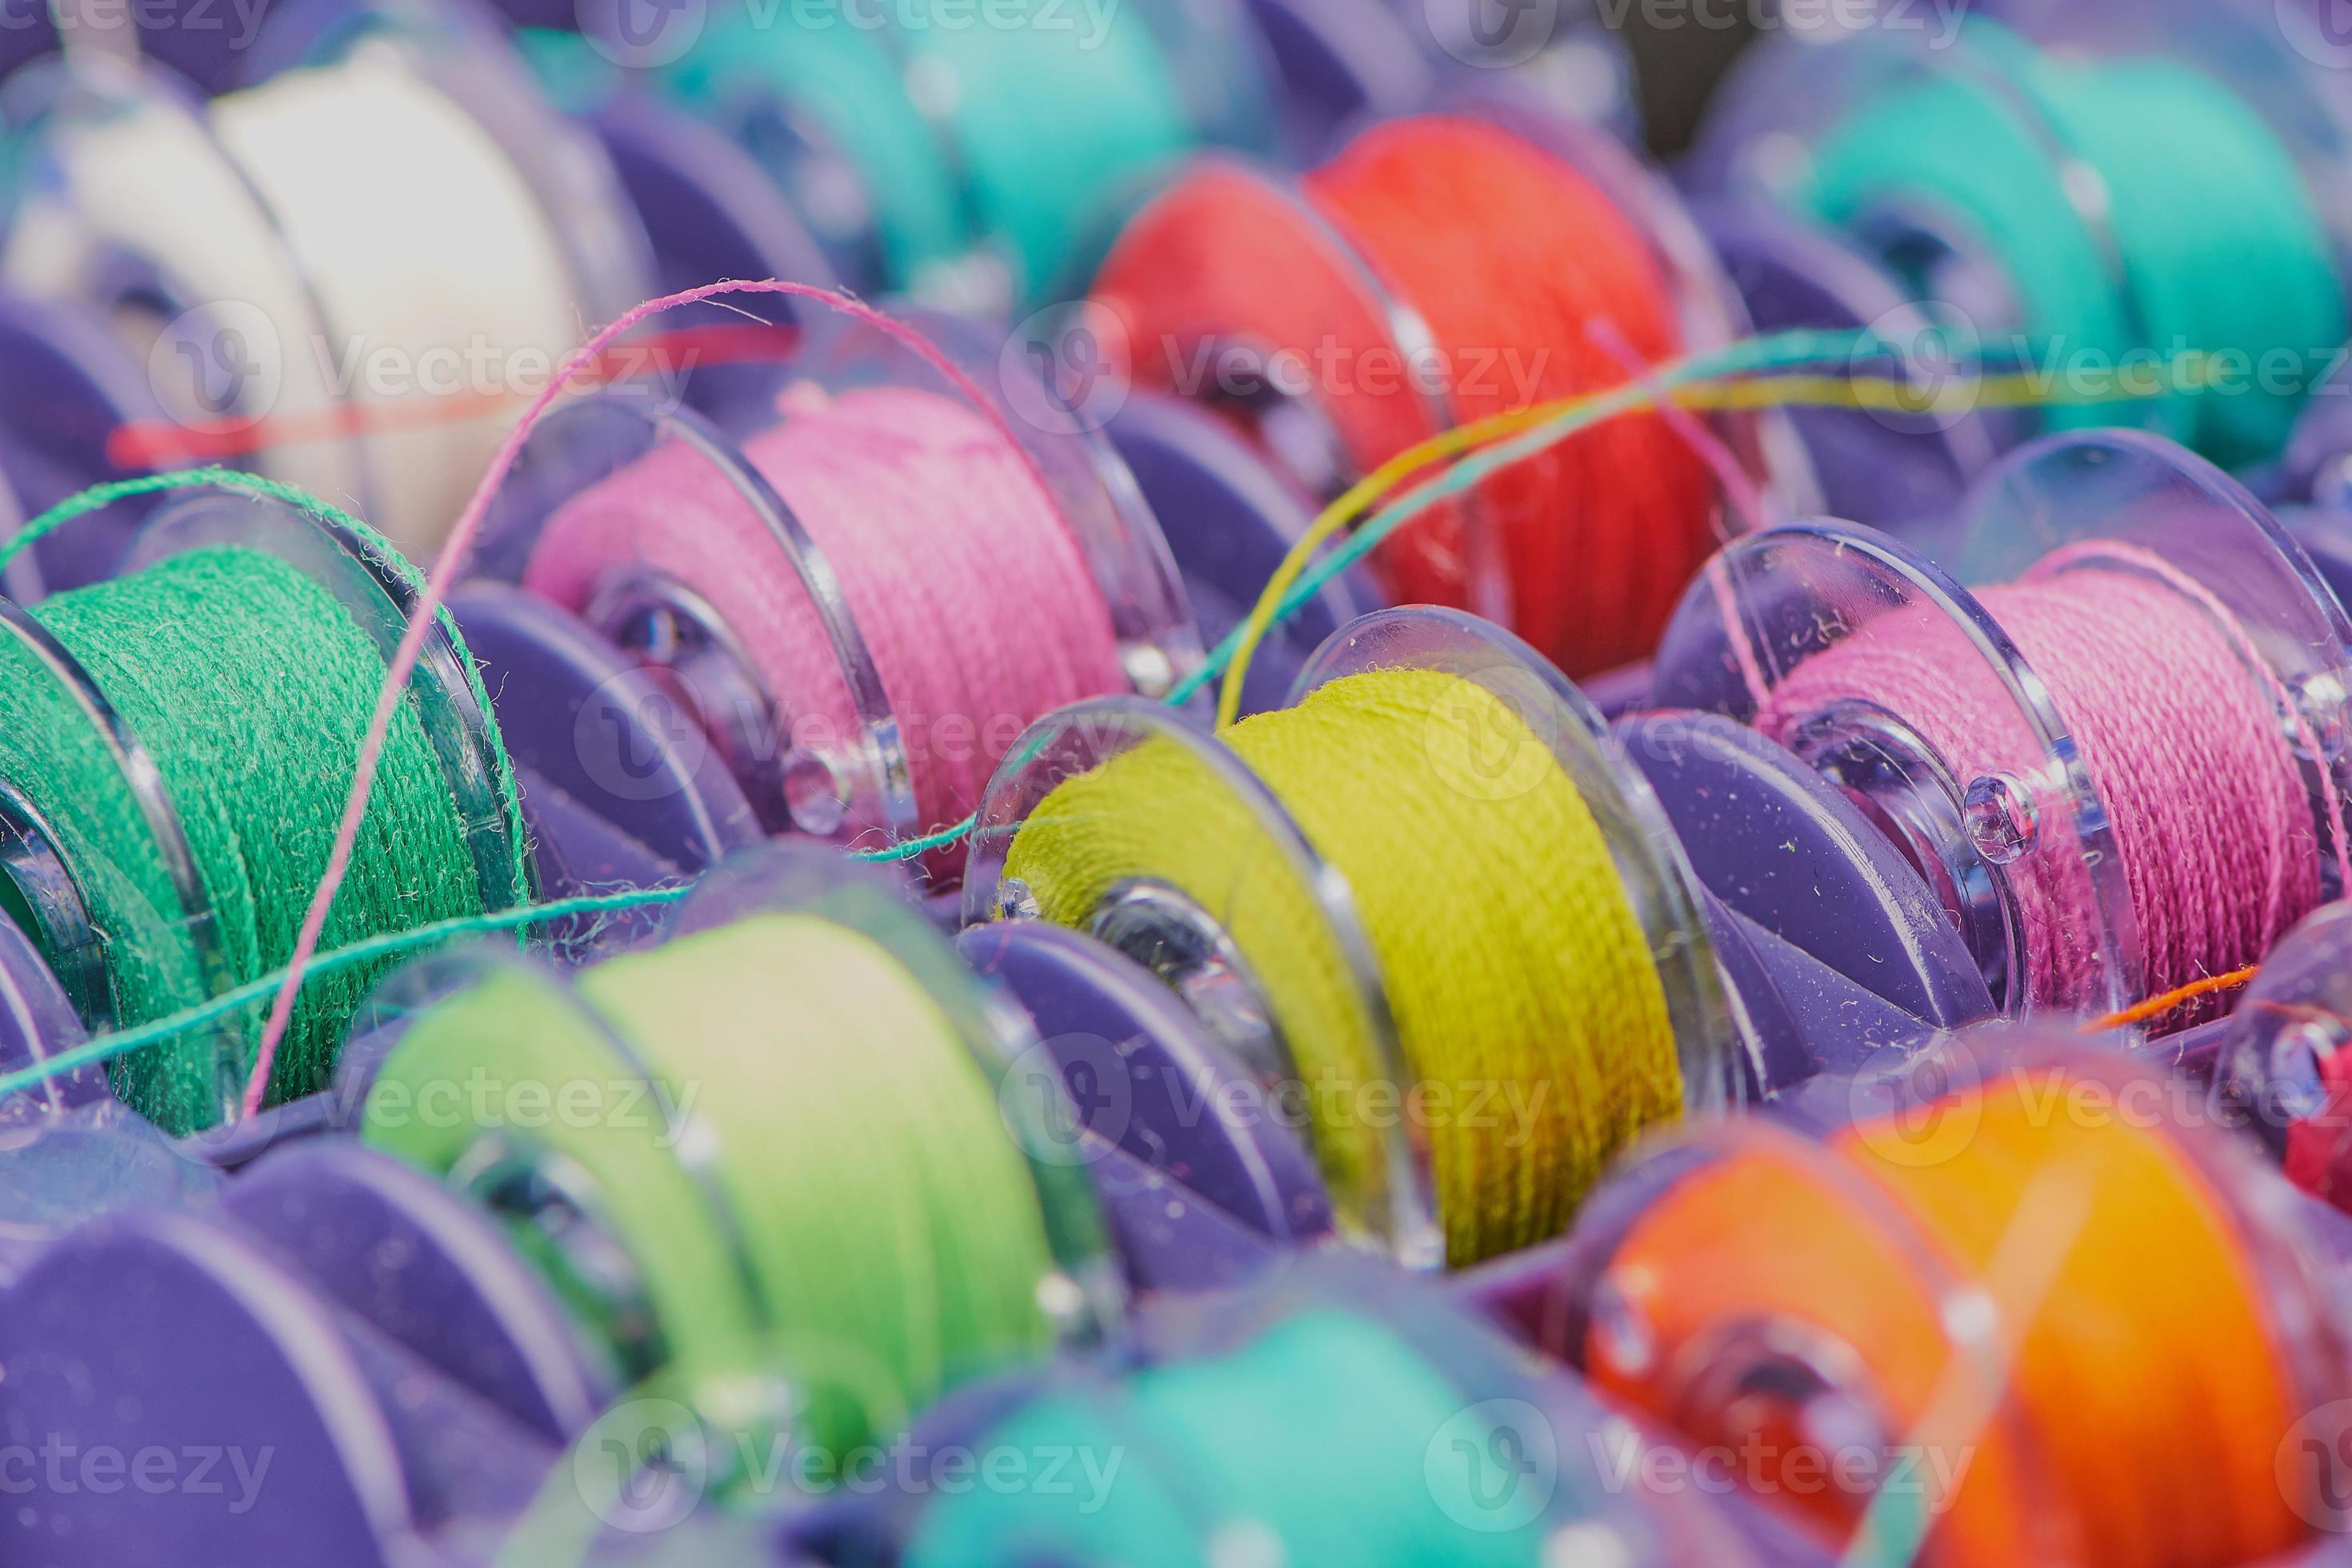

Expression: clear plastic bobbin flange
xmin=0 ymin=2 xmax=654 ymax=556
xmin=473 ymin=306 xmax=1200 ymax=859
xmin=1562 ymin=1034 xmax=2352 ymax=1561
xmin=1078 ymin=106 xmax=1812 ymax=658
xmin=1654 ymin=429 xmax=2352 ymax=1027
xmin=965 ymin=606 xmax=1740 ymax=1270
xmin=0 ymin=486 xmax=530 ymax=1134
xmin=1692 ymin=0 xmax=2352 ymax=462
xmin=358 ymin=840 xmax=1123 ymax=1474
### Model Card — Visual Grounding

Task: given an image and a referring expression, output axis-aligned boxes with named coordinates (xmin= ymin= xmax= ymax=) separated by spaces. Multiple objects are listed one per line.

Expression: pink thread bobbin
xmin=1652 ymin=429 xmax=2352 ymax=1031
xmin=471 ymin=308 xmax=1201 ymax=874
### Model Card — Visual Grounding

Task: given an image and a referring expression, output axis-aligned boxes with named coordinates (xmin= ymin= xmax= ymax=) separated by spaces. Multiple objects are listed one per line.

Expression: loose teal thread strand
xmin=3 ymin=466 xmax=538 ymax=922
xmin=0 ymin=327 xmax=2142 ymax=1083
xmin=0 ymin=885 xmax=691 ymax=1102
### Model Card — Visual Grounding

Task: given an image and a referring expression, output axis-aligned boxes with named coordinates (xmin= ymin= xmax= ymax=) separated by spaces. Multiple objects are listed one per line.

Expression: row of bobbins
xmin=11 ymin=6 xmax=2352 ymax=1568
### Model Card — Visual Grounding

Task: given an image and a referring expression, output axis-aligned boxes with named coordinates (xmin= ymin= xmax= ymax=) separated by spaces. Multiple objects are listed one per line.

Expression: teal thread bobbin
xmin=1694 ymin=7 xmax=2352 ymax=472
xmin=0 ymin=486 xmax=530 ymax=1134
xmin=658 ymin=0 xmax=1275 ymax=308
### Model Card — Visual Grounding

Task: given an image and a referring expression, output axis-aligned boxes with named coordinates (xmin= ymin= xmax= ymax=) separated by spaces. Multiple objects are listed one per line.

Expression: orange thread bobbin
xmin=1582 ymin=1051 xmax=2350 ymax=1566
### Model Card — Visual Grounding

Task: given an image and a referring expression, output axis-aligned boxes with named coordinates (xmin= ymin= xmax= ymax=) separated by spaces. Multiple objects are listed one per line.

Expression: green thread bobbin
xmin=0 ymin=481 xmax=530 ymax=1133
xmin=362 ymin=847 xmax=1120 ymax=1472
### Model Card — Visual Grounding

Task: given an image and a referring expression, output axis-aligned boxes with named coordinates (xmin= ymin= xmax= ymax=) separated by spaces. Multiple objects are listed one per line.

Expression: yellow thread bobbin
xmin=965 ymin=607 xmax=1739 ymax=1269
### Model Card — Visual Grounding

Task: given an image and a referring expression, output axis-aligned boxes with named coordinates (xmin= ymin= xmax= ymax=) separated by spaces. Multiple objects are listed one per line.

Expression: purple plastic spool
xmin=955 ymin=918 xmax=1331 ymax=1294
xmin=577 ymin=90 xmax=844 ymax=422
xmin=1616 ymin=709 xmax=1994 ymax=1078
xmin=0 ymin=290 xmax=178 ymax=599
xmin=0 ymin=1204 xmax=562 ymax=1565
xmin=1693 ymin=200 xmax=2002 ymax=532
xmin=223 ymin=1140 xmax=614 ymax=1441
xmin=1246 ymin=0 xmax=1636 ymax=162
xmin=1104 ymin=390 xmax=1381 ymax=717
xmin=447 ymin=582 xmax=762 ymax=932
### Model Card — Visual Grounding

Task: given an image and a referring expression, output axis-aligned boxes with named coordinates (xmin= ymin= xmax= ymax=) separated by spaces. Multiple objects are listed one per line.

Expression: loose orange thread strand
xmin=2083 ymin=966 xmax=2260 ymax=1032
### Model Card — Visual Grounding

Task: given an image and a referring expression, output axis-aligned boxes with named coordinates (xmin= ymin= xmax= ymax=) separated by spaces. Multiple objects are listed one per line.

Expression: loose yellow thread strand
xmin=0 ymin=345 xmax=2219 ymax=1099
xmin=1214 ymin=356 xmax=2206 ymax=727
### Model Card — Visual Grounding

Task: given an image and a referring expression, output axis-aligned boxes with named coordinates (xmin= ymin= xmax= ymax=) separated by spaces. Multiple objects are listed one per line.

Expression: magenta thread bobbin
xmin=1654 ymin=430 xmax=2352 ymax=1032
xmin=470 ymin=308 xmax=1200 ymax=878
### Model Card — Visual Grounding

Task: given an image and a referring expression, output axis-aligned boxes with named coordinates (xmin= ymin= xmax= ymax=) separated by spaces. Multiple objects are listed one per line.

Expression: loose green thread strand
xmin=0 ymin=334 xmax=2191 ymax=1097
xmin=0 ymin=886 xmax=690 ymax=1102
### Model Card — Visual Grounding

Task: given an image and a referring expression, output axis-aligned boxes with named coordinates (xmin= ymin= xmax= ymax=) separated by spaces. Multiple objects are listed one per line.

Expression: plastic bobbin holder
xmin=1082 ymin=106 xmax=1815 ymax=651
xmin=1653 ymin=429 xmax=2352 ymax=1029
xmin=0 ymin=1115 xmax=643 ymax=1562
xmin=965 ymin=605 xmax=1742 ymax=1272
xmin=811 ymin=1251 xmax=1814 ymax=1568
xmin=1100 ymin=388 xmax=1384 ymax=717
xmin=0 ymin=486 xmax=530 ymax=1135
xmin=1692 ymin=198 xmax=2005 ymax=530
xmin=354 ymin=841 xmax=1125 ymax=1478
xmin=0 ymin=2 xmax=653 ymax=550
xmin=472 ymin=306 xmax=1201 ymax=857
xmin=1541 ymin=1036 xmax=2352 ymax=1557
xmin=956 ymin=914 xmax=1335 ymax=1293
xmin=2202 ymin=902 xmax=2352 ymax=1214
xmin=0 ymin=287 xmax=182 ymax=598
xmin=1693 ymin=0 xmax=2352 ymax=461
xmin=1242 ymin=0 xmax=1637 ymax=162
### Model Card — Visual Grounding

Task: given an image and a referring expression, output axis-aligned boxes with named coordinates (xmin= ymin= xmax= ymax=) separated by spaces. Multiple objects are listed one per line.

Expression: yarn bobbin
xmin=1692 ymin=0 xmax=2352 ymax=470
xmin=1559 ymin=1038 xmax=2352 ymax=1561
xmin=1655 ymin=429 xmax=2352 ymax=1027
xmin=0 ymin=487 xmax=530 ymax=1129
xmin=838 ymin=1256 xmax=1792 ymax=1568
xmin=1078 ymin=105 xmax=1813 ymax=674
xmin=0 ymin=9 xmax=652 ymax=556
xmin=474 ymin=308 xmax=1199 ymax=853
xmin=357 ymin=841 xmax=1123 ymax=1464
xmin=966 ymin=605 xmax=1742 ymax=1270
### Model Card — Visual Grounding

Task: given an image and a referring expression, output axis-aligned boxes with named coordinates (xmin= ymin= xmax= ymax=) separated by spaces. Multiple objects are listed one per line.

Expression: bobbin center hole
xmin=1670 ymin=1318 xmax=1889 ymax=1471
xmin=588 ymin=570 xmax=860 ymax=838
xmin=1193 ymin=335 xmax=1360 ymax=506
xmin=1786 ymin=702 xmax=2030 ymax=1012
xmin=452 ymin=1134 xmax=667 ymax=1388
xmin=0 ymin=779 xmax=110 ymax=1031
xmin=1083 ymin=879 xmax=1291 ymax=1086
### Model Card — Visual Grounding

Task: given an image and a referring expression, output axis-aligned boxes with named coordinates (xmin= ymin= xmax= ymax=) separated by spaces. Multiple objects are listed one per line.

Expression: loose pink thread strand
xmin=241 ymin=280 xmax=1038 ymax=1116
